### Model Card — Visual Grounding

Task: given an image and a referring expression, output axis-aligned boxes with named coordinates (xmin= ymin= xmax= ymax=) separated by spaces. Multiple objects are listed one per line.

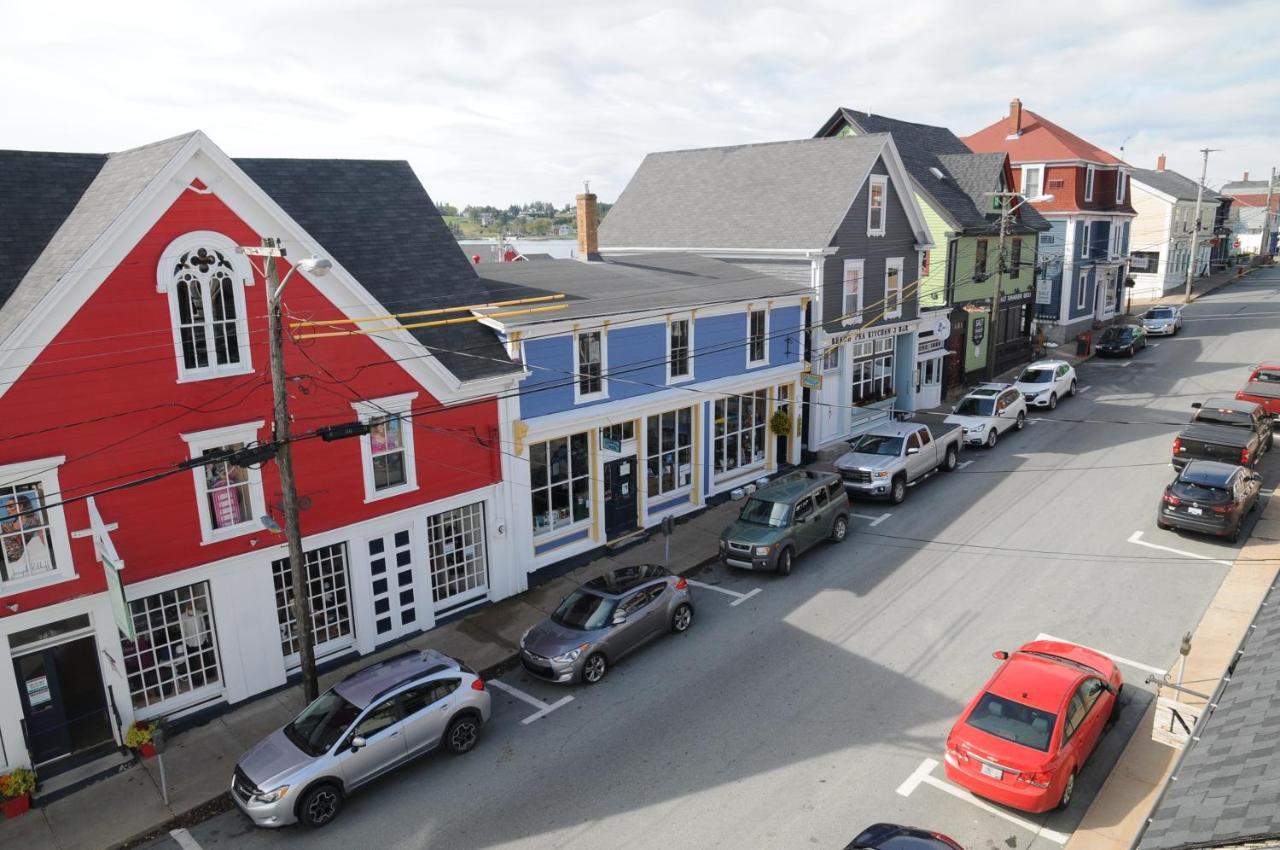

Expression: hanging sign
xmin=87 ymin=497 xmax=134 ymax=641
xmin=800 ymin=372 xmax=823 ymax=390
xmin=1152 ymin=695 xmax=1202 ymax=749
xmin=971 ymin=316 xmax=987 ymax=347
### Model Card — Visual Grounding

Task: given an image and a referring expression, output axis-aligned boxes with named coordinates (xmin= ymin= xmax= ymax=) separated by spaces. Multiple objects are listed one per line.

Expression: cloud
xmin=1 ymin=0 xmax=1276 ymax=204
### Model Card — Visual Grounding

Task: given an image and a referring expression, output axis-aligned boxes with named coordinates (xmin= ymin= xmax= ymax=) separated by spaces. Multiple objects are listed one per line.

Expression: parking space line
xmin=687 ymin=579 xmax=764 ymax=607
xmin=895 ymin=757 xmax=937 ymax=796
xmin=1034 ymin=632 xmax=1166 ymax=677
xmin=917 ymin=773 xmax=1071 ymax=845
xmin=1078 ymin=385 xmax=1091 ymax=393
xmin=1127 ymin=530 xmax=1232 ymax=566
xmin=487 ymin=679 xmax=575 ymax=725
xmin=170 ymin=829 xmax=203 ymax=850
xmin=851 ymin=512 xmax=892 ymax=526
xmin=957 ymin=460 xmax=974 ymax=469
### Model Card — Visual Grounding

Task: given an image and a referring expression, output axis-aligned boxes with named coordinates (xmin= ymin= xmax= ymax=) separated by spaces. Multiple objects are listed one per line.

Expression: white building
xmin=1129 ymin=157 xmax=1220 ymax=300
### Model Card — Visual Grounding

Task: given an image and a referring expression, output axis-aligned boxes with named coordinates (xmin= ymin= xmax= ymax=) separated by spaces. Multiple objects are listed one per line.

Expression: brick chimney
xmin=1156 ymin=153 xmax=1166 ymax=172
xmin=575 ymin=183 xmax=601 ymax=262
xmin=1008 ymin=98 xmax=1023 ymax=137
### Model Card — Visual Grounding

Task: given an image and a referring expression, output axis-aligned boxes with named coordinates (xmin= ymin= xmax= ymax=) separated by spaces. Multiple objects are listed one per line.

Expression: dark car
xmin=1158 ymin=461 xmax=1263 ymax=542
xmin=1173 ymin=418 xmax=1264 ymax=471
xmin=1191 ymin=397 xmax=1273 ymax=451
xmin=1095 ymin=324 xmax=1148 ymax=357
xmin=844 ymin=823 xmax=964 ymax=850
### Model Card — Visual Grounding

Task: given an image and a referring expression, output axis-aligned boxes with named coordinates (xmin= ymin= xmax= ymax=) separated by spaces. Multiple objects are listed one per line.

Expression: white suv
xmin=1014 ymin=359 xmax=1078 ymax=409
xmin=944 ymin=383 xmax=1028 ymax=448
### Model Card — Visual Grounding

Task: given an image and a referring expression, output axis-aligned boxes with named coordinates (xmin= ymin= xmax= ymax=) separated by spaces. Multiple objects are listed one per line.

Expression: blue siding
xmin=1036 ymin=221 xmax=1068 ymax=320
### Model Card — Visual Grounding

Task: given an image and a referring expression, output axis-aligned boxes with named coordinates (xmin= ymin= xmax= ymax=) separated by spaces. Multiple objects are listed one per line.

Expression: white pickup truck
xmin=834 ymin=422 xmax=964 ymax=504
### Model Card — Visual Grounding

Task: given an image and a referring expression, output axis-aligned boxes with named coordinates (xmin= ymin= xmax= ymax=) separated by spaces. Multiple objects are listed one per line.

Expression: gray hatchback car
xmin=232 ymin=649 xmax=490 ymax=829
xmin=519 ymin=565 xmax=694 ymax=685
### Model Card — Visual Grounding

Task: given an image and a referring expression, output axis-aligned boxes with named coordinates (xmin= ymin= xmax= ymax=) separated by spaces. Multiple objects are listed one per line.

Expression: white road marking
xmin=956 ymin=460 xmax=974 ymax=469
xmin=488 ymin=679 xmax=575 ymax=725
xmin=850 ymin=512 xmax=892 ymax=526
xmin=896 ymin=757 xmax=937 ymax=796
xmin=1150 ymin=342 xmax=1161 ymax=347
xmin=687 ymin=579 xmax=764 ymax=607
xmin=1078 ymin=385 xmax=1092 ymax=393
xmin=170 ymin=830 xmax=203 ymax=850
xmin=918 ymin=772 xmax=1072 ymax=845
xmin=1128 ymin=530 xmax=1233 ymax=566
xmin=1034 ymin=632 xmax=1167 ymax=677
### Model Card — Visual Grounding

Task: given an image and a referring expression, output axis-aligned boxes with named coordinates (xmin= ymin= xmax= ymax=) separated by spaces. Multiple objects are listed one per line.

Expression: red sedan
xmin=943 ymin=639 xmax=1123 ymax=813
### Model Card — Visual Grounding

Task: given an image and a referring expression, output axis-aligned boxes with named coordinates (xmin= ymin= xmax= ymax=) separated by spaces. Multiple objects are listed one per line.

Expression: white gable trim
xmin=0 ymin=132 xmax=517 ymax=405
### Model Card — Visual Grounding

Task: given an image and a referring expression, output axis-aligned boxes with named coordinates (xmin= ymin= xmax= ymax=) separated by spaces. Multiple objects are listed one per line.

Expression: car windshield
xmin=965 ymin=692 xmax=1056 ymax=752
xmin=1100 ymin=327 xmax=1132 ymax=342
xmin=551 ymin=590 xmax=618 ymax=631
xmin=738 ymin=497 xmax=791 ymax=528
xmin=1018 ymin=368 xmax=1054 ymax=384
xmin=284 ymin=689 xmax=362 ymax=757
xmin=1146 ymin=308 xmax=1176 ymax=319
xmin=1256 ymin=369 xmax=1280 ymax=384
xmin=1195 ymin=407 xmax=1250 ymax=427
xmin=954 ymin=397 xmax=995 ymax=417
xmin=848 ymin=434 xmax=905 ymax=456
xmin=1171 ymin=480 xmax=1232 ymax=503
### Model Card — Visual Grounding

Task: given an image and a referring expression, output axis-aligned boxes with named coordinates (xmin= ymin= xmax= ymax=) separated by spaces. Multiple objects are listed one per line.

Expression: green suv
xmin=718 ymin=470 xmax=851 ymax=576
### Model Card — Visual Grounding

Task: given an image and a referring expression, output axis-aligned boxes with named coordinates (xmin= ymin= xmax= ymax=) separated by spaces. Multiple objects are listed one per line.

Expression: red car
xmin=943 ymin=640 xmax=1123 ymax=813
xmin=1237 ymin=361 xmax=1280 ymax=420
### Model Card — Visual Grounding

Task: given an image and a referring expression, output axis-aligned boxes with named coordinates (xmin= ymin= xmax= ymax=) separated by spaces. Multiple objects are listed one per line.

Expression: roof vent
xmin=929 ymin=167 xmax=946 ymax=180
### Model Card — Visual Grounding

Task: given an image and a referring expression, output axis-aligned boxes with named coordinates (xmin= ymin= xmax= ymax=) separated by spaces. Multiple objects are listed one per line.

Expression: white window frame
xmin=1077 ymin=269 xmax=1089 ymax=310
xmin=884 ymin=258 xmax=904 ymax=319
xmin=0 ymin=456 xmax=75 ymax=597
xmin=530 ymin=433 xmax=592 ymax=538
xmin=351 ymin=392 xmax=420 ymax=503
xmin=156 ymin=231 xmax=254 ymax=384
xmin=821 ymin=344 xmax=842 ymax=373
xmin=1080 ymin=221 xmax=1091 ymax=259
xmin=1085 ymin=166 xmax=1096 ymax=202
xmin=181 ymin=422 xmax=267 ymax=545
xmin=1021 ymin=164 xmax=1045 ymax=199
xmin=746 ymin=308 xmax=769 ymax=367
xmin=842 ymin=259 xmax=865 ymax=325
xmin=573 ymin=328 xmax=607 ymax=402
xmin=667 ymin=316 xmax=693 ymax=384
xmin=1115 ymin=168 xmax=1126 ymax=204
xmin=867 ymin=175 xmax=888 ymax=237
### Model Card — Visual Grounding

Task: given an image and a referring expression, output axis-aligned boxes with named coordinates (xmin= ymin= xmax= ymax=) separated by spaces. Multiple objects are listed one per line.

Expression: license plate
xmin=1187 ymin=507 xmax=1203 ymax=516
xmin=980 ymin=763 xmax=1004 ymax=780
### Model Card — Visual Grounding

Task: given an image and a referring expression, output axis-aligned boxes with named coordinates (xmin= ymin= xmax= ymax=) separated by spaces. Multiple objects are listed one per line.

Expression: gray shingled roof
xmin=0 ymin=133 xmax=195 ymax=342
xmin=474 ymin=253 xmax=809 ymax=326
xmin=1219 ymin=179 xmax=1273 ymax=196
xmin=1132 ymin=168 xmax=1221 ymax=203
xmin=1139 ymin=578 xmax=1280 ymax=850
xmin=598 ymin=135 xmax=889 ymax=250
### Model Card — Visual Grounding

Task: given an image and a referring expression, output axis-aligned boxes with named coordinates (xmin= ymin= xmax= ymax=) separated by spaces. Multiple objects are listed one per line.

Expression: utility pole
xmin=1185 ymin=148 xmax=1218 ymax=299
xmin=1260 ymin=167 xmax=1277 ymax=260
xmin=985 ymin=195 xmax=1010 ymax=382
xmin=263 ymin=237 xmax=319 ymax=703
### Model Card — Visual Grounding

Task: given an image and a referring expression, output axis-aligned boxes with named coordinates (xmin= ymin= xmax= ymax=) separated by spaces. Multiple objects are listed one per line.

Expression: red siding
xmin=0 ymin=187 xmax=502 ymax=615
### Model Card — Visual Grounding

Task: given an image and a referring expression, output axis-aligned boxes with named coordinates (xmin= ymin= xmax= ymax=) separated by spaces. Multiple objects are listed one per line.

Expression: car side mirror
xmin=906 ymin=447 xmax=920 ymax=455
xmin=611 ymin=611 xmax=628 ymax=626
xmin=1191 ymin=402 xmax=1202 ymax=409
xmin=1252 ymin=473 xmax=1264 ymax=483
xmin=950 ymin=406 xmax=958 ymax=414
xmin=992 ymin=650 xmax=1009 ymax=660
xmin=349 ymin=735 xmax=367 ymax=752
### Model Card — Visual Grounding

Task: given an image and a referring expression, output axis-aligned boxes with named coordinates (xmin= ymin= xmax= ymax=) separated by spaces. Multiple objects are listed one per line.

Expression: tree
xmin=436 ymin=201 xmax=458 ymax=217
xmin=528 ymin=218 xmax=552 ymax=236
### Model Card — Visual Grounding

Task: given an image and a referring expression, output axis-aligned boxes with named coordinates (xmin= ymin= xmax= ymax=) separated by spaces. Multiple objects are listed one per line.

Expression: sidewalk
xmin=1129 ymin=264 xmax=1255 ymax=310
xmin=0 ymin=498 xmax=742 ymax=850
xmin=1065 ymin=488 xmax=1280 ymax=850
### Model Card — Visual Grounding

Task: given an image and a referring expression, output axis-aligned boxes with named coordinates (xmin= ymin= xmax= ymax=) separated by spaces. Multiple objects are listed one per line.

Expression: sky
xmin=3 ymin=0 xmax=1278 ymax=207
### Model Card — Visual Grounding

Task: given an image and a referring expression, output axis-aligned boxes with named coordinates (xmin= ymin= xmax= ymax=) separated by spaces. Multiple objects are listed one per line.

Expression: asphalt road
xmin=144 ymin=269 xmax=1280 ymax=850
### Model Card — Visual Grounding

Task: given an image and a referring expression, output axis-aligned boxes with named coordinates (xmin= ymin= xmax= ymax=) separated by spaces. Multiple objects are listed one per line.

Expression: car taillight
xmin=1163 ymin=492 xmax=1181 ymax=506
xmin=1017 ymin=770 xmax=1053 ymax=788
xmin=471 ymin=678 xmax=486 ymax=691
xmin=1241 ymin=447 xmax=1250 ymax=465
xmin=1212 ymin=503 xmax=1233 ymax=514
xmin=674 ymin=577 xmax=687 ymax=590
xmin=1173 ymin=437 xmax=1183 ymax=454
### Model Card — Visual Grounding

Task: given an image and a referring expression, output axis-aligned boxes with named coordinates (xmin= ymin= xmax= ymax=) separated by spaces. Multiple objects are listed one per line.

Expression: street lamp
xmin=982 ymin=193 xmax=1054 ymax=381
xmin=274 ymin=257 xmax=332 ymax=298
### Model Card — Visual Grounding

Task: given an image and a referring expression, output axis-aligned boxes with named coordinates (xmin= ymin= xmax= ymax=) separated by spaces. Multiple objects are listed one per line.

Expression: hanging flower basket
xmin=769 ymin=408 xmax=792 ymax=437
xmin=0 ymin=768 xmax=35 ymax=818
xmin=125 ymin=721 xmax=156 ymax=758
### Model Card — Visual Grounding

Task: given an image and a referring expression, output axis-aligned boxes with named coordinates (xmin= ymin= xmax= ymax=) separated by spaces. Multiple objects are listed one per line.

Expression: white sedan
xmin=1141 ymin=305 xmax=1183 ymax=336
xmin=944 ymin=383 xmax=1028 ymax=448
xmin=1013 ymin=359 xmax=1078 ymax=409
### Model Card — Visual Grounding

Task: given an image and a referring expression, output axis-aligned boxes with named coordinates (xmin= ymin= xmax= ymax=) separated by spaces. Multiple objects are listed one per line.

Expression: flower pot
xmin=138 ymin=742 xmax=157 ymax=759
xmin=2 ymin=793 xmax=30 ymax=818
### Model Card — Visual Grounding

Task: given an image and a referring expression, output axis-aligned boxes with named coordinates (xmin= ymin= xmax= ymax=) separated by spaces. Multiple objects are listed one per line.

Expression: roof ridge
xmin=647 ymin=132 xmax=889 ymax=159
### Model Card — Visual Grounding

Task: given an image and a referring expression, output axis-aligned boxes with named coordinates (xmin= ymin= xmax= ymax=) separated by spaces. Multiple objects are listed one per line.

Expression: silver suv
xmin=232 ymin=649 xmax=490 ymax=829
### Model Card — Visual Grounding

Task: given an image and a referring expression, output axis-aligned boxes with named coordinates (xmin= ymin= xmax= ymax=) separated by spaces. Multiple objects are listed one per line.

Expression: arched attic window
xmin=157 ymin=232 xmax=254 ymax=381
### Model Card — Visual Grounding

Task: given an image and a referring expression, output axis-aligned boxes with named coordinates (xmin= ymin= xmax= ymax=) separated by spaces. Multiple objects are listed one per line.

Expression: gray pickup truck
xmin=835 ymin=421 xmax=963 ymax=504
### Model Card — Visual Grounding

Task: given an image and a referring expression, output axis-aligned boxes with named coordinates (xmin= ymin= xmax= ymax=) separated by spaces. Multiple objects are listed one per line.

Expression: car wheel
xmin=942 ymin=445 xmax=958 ymax=471
xmin=1049 ymin=393 xmax=1058 ymax=410
xmin=1228 ymin=520 xmax=1242 ymax=543
xmin=890 ymin=476 xmax=907 ymax=504
xmin=1157 ymin=517 xmax=1171 ymax=530
xmin=1058 ymin=771 xmax=1077 ymax=810
xmin=1014 ymin=411 xmax=1026 ymax=431
xmin=986 ymin=428 xmax=998 ymax=449
xmin=1127 ymin=344 xmax=1136 ymax=358
xmin=299 ymin=783 xmax=343 ymax=829
xmin=445 ymin=714 xmax=481 ymax=755
xmin=776 ymin=547 xmax=794 ymax=577
xmin=581 ymin=652 xmax=608 ymax=684
xmin=1069 ymin=380 xmax=1078 ymax=397
xmin=830 ymin=515 xmax=848 ymax=542
xmin=671 ymin=602 xmax=693 ymax=633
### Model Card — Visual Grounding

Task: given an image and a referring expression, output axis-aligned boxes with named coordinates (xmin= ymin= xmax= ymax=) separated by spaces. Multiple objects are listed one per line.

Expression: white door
xmin=366 ymin=528 xmax=418 ymax=643
xmin=916 ymin=358 xmax=943 ymax=410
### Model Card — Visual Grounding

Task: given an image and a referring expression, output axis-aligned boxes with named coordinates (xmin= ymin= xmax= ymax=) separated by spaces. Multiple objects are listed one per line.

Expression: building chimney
xmin=575 ymin=182 xmax=601 ymax=262
xmin=1243 ymin=171 xmax=1249 ymax=181
xmin=1156 ymin=153 xmax=1166 ymax=172
xmin=1008 ymin=98 xmax=1023 ymax=137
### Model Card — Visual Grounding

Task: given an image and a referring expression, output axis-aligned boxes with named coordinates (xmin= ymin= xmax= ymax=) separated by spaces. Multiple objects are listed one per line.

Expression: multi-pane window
xmin=885 ymin=259 xmax=903 ymax=318
xmin=600 ymin=422 xmax=634 ymax=447
xmin=0 ymin=482 xmax=56 ymax=583
xmin=867 ymin=175 xmax=887 ymax=236
xmin=427 ymin=502 xmax=488 ymax=604
xmin=1021 ymin=165 xmax=1043 ymax=198
xmin=822 ymin=345 xmax=842 ymax=373
xmin=273 ymin=544 xmax=353 ymax=660
xmin=200 ymin=444 xmax=252 ymax=531
xmin=123 ymin=582 xmax=220 ymax=711
xmin=851 ymin=338 xmax=895 ymax=404
xmin=747 ymin=309 xmax=767 ymax=364
xmin=842 ymin=259 xmax=864 ymax=321
xmin=669 ymin=319 xmax=691 ymax=380
xmin=714 ymin=390 xmax=768 ymax=477
xmin=975 ymin=240 xmax=989 ymax=278
xmin=369 ymin=415 xmax=408 ymax=491
xmin=169 ymin=245 xmax=246 ymax=378
xmin=530 ymin=433 xmax=591 ymax=536
xmin=354 ymin=394 xmax=417 ymax=500
xmin=576 ymin=330 xmax=604 ymax=397
xmin=1010 ymin=238 xmax=1023 ymax=279
xmin=646 ymin=407 xmax=693 ymax=497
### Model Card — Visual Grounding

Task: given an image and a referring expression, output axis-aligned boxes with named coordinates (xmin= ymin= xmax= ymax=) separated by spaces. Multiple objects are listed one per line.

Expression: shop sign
xmin=917 ymin=338 xmax=944 ymax=355
xmin=827 ymin=318 xmax=918 ymax=347
xmin=87 ymin=497 xmax=133 ymax=641
xmin=1152 ymin=695 xmax=1202 ymax=749
xmin=1035 ymin=273 xmax=1053 ymax=305
xmin=25 ymin=675 xmax=51 ymax=707
xmin=602 ymin=437 xmax=622 ymax=453
xmin=800 ymin=372 xmax=823 ymax=390
xmin=971 ymin=317 xmax=986 ymax=347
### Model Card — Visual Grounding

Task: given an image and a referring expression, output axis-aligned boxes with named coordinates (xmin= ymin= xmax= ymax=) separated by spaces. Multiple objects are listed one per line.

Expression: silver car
xmin=1141 ymin=305 xmax=1182 ymax=336
xmin=519 ymin=565 xmax=694 ymax=685
xmin=232 ymin=649 xmax=490 ymax=829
